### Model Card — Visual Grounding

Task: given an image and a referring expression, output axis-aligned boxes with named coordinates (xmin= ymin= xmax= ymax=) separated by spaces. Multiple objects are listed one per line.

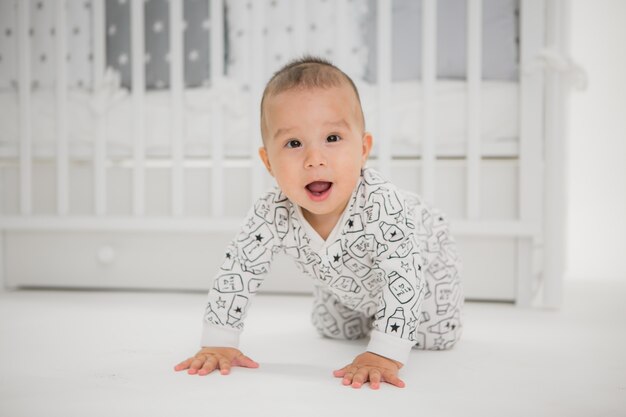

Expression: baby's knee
xmin=416 ymin=333 xmax=462 ymax=351
xmin=413 ymin=316 xmax=463 ymax=351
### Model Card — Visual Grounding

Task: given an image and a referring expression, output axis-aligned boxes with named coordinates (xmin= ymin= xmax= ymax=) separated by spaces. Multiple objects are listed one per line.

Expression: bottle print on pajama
xmin=386 ymin=307 xmax=406 ymax=338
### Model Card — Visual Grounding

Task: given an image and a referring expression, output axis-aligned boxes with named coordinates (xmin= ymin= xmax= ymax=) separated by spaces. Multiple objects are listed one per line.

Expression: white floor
xmin=1 ymin=279 xmax=625 ymax=417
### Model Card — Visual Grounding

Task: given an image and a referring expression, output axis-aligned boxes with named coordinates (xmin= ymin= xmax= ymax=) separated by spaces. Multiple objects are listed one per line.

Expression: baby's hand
xmin=174 ymin=347 xmax=259 ymax=376
xmin=333 ymin=352 xmax=405 ymax=390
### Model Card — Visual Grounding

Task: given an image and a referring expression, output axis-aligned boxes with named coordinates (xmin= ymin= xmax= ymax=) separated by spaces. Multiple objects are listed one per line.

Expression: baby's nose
xmin=305 ymin=147 xmax=327 ymax=168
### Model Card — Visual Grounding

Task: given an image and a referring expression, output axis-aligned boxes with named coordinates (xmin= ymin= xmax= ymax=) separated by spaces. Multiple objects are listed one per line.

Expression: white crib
xmin=0 ymin=0 xmax=572 ymax=307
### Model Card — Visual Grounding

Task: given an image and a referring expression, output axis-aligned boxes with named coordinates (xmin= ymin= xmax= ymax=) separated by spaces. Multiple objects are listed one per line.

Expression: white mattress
xmin=0 ymin=79 xmax=519 ymax=160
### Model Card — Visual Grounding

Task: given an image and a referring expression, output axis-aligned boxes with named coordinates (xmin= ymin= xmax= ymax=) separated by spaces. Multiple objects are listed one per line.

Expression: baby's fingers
xmin=218 ymin=357 xmax=232 ymax=375
xmin=369 ymin=370 xmax=382 ymax=390
xmin=382 ymin=370 xmax=406 ymax=388
xmin=333 ymin=365 xmax=350 ymax=378
xmin=174 ymin=357 xmax=193 ymax=372
xmin=233 ymin=354 xmax=260 ymax=369
xmin=350 ymin=368 xmax=369 ymax=389
xmin=333 ymin=365 xmax=357 ymax=385
xmin=198 ymin=355 xmax=218 ymax=376
xmin=187 ymin=357 xmax=206 ymax=375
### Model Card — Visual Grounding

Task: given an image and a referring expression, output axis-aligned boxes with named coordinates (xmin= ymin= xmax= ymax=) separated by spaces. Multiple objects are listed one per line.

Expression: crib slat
xmin=56 ymin=0 xmax=69 ymax=216
xmin=376 ymin=0 xmax=392 ymax=178
xmin=334 ymin=0 xmax=348 ymax=71
xmin=421 ymin=0 xmax=437 ymax=203
xmin=249 ymin=1 xmax=266 ymax=201
xmin=519 ymin=0 xmax=546 ymax=306
xmin=209 ymin=0 xmax=224 ymax=81
xmin=518 ymin=0 xmax=551 ymax=307
xmin=542 ymin=0 xmax=565 ymax=308
xmin=170 ymin=0 xmax=185 ymax=217
xmin=131 ymin=0 xmax=146 ymax=216
xmin=210 ymin=102 xmax=225 ymax=217
xmin=94 ymin=120 xmax=107 ymax=216
xmin=210 ymin=0 xmax=225 ymax=217
xmin=92 ymin=0 xmax=105 ymax=86
xmin=293 ymin=0 xmax=307 ymax=52
xmin=466 ymin=0 xmax=482 ymax=219
xmin=93 ymin=0 xmax=107 ymax=216
xmin=17 ymin=0 xmax=32 ymax=215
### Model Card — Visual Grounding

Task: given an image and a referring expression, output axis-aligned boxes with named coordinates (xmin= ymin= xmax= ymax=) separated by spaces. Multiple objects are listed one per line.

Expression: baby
xmin=175 ymin=57 xmax=463 ymax=389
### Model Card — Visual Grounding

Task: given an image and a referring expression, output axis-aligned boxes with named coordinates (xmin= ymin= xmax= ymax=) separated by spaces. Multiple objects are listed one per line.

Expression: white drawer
xmin=4 ymin=231 xmax=313 ymax=294
xmin=4 ymin=231 xmax=515 ymax=301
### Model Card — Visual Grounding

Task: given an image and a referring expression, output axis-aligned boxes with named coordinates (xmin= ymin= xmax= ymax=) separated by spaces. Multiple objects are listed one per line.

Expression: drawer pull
xmin=97 ymin=246 xmax=116 ymax=265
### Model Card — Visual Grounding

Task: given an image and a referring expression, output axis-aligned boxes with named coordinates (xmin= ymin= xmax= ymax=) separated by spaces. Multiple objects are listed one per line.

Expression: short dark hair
xmin=260 ymin=56 xmax=365 ymax=142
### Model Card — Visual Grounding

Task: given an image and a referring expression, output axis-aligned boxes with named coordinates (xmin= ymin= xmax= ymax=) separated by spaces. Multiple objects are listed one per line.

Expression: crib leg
xmin=516 ymin=238 xmax=533 ymax=307
xmin=0 ymin=232 xmax=5 ymax=292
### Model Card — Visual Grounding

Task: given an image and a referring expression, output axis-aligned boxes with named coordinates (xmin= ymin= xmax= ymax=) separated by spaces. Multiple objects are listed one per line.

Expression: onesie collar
xmin=292 ymin=170 xmax=365 ymax=252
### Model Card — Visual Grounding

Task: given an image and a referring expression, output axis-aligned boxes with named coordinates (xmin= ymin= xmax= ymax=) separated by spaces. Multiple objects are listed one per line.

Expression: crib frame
xmin=0 ymin=0 xmax=568 ymax=308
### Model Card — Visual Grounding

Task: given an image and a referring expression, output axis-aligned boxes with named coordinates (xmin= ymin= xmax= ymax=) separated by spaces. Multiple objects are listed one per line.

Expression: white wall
xmin=566 ymin=0 xmax=626 ymax=281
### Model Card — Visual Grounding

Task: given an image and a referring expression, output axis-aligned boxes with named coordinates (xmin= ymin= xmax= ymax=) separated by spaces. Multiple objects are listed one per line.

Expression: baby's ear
xmin=258 ymin=147 xmax=274 ymax=176
xmin=361 ymin=133 xmax=373 ymax=164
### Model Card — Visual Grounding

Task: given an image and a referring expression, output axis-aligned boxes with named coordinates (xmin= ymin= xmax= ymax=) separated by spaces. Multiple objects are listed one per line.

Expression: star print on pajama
xmin=201 ymin=168 xmax=463 ymax=364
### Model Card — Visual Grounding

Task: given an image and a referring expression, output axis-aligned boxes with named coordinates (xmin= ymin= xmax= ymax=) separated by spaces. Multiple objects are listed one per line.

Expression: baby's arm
xmin=176 ymin=192 xmax=282 ymax=377
xmin=174 ymin=347 xmax=259 ymax=376
xmin=333 ymin=352 xmax=404 ymax=390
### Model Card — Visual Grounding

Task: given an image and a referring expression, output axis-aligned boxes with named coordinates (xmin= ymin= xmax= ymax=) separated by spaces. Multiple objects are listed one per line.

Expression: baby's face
xmin=259 ymin=84 xmax=372 ymax=227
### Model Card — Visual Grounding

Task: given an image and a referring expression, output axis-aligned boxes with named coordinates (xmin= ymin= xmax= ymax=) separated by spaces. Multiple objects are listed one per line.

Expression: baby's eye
xmin=286 ymin=139 xmax=301 ymax=148
xmin=326 ymin=135 xmax=341 ymax=143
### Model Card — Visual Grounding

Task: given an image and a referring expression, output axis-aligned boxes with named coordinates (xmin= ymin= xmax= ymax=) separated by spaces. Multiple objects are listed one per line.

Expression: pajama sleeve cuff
xmin=366 ymin=329 xmax=415 ymax=365
xmin=200 ymin=322 xmax=241 ymax=348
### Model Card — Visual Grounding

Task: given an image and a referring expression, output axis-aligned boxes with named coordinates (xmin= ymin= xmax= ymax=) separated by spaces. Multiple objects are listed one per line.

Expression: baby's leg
xmin=311 ymin=287 xmax=373 ymax=340
xmin=414 ymin=209 xmax=464 ymax=350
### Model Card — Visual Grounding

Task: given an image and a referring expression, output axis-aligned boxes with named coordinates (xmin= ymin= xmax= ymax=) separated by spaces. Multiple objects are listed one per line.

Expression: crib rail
xmin=2 ymin=0 xmax=541 ymax=225
xmin=5 ymin=0 xmax=527 ymax=226
xmin=0 ymin=0 xmax=560 ymax=306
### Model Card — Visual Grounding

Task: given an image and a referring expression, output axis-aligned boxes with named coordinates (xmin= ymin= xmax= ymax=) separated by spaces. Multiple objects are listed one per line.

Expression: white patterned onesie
xmin=201 ymin=168 xmax=463 ymax=364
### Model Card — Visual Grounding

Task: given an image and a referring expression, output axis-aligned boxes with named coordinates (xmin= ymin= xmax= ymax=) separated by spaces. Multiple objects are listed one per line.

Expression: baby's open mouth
xmin=305 ymin=181 xmax=333 ymax=197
